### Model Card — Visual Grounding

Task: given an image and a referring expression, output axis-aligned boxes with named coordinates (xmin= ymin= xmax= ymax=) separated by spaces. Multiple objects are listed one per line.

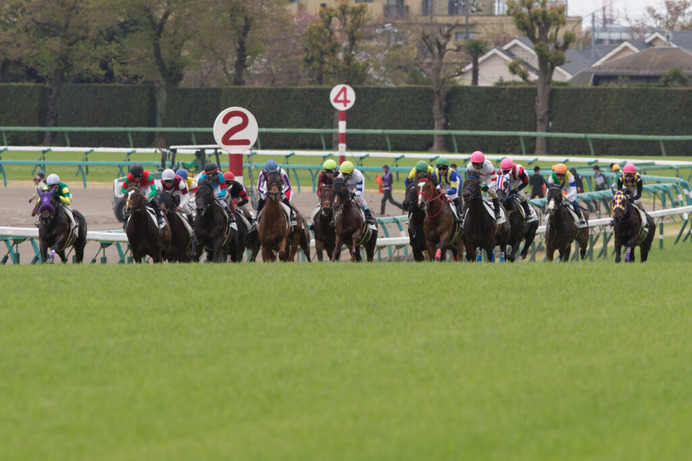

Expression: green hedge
xmin=0 ymin=84 xmax=46 ymax=145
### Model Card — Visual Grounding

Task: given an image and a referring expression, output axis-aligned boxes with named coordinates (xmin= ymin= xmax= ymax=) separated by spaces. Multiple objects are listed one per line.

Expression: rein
xmin=418 ymin=179 xmax=446 ymax=218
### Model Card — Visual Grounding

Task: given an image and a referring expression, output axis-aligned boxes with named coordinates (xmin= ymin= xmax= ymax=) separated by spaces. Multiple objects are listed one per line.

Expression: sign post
xmin=213 ymin=107 xmax=258 ymax=185
xmin=330 ymin=84 xmax=355 ymax=165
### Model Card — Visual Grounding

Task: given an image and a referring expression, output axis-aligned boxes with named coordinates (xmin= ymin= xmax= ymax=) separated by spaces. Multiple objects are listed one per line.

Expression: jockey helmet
xmin=500 ymin=158 xmax=514 ymax=172
xmin=436 ymin=157 xmax=449 ymax=167
xmin=323 ymin=159 xmax=337 ymax=171
xmin=470 ymin=151 xmax=485 ymax=164
xmin=46 ymin=174 xmax=61 ymax=186
xmin=175 ymin=168 xmax=188 ymax=180
xmin=204 ymin=162 xmax=219 ymax=174
xmin=130 ymin=164 xmax=144 ymax=177
xmin=340 ymin=161 xmax=354 ymax=174
xmin=162 ymin=169 xmax=176 ymax=181
xmin=553 ymin=163 xmax=568 ymax=174
xmin=223 ymin=171 xmax=235 ymax=182
xmin=415 ymin=160 xmax=428 ymax=172
xmin=264 ymin=160 xmax=278 ymax=172
xmin=623 ymin=163 xmax=637 ymax=174
xmin=611 ymin=163 xmax=620 ymax=172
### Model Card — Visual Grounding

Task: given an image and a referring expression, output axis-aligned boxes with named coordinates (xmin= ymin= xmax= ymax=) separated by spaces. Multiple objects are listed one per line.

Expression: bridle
xmin=462 ymin=175 xmax=483 ymax=203
xmin=417 ymin=178 xmax=445 ymax=218
xmin=611 ymin=191 xmax=632 ymax=223
xmin=266 ymin=172 xmax=283 ymax=201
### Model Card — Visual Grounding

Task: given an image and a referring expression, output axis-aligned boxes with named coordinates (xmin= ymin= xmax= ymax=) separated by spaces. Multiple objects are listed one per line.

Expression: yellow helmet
xmin=340 ymin=161 xmax=354 ymax=174
xmin=553 ymin=163 xmax=567 ymax=174
xmin=323 ymin=159 xmax=337 ymax=170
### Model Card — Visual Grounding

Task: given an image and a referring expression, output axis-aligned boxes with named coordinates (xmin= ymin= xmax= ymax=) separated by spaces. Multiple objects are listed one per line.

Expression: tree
xmin=507 ymin=0 xmax=575 ymax=155
xmin=462 ymin=39 xmax=489 ymax=86
xmin=4 ymin=0 xmax=117 ymax=144
xmin=645 ymin=0 xmax=692 ymax=31
xmin=419 ymin=23 xmax=463 ymax=152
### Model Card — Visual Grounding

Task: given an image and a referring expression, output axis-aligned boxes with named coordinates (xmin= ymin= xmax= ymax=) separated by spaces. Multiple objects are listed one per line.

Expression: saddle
xmin=481 ymin=199 xmax=507 ymax=225
xmin=175 ymin=211 xmax=194 ymax=238
xmin=510 ymin=199 xmax=538 ymax=223
xmin=562 ymin=203 xmax=587 ymax=228
xmin=631 ymin=204 xmax=650 ymax=244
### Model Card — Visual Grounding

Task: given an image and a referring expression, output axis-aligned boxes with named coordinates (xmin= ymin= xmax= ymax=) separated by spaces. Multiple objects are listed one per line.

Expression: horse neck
xmin=548 ymin=201 xmax=568 ymax=231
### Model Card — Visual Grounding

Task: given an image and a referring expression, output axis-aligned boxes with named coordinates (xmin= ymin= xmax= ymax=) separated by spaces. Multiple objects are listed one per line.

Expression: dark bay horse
xmin=158 ymin=191 xmax=193 ymax=262
xmin=416 ymin=178 xmax=463 ymax=262
xmin=124 ymin=185 xmax=172 ymax=263
xmin=402 ymin=180 xmax=427 ymax=261
xmin=257 ymin=171 xmax=311 ymax=262
xmin=228 ymin=198 xmax=260 ymax=262
xmin=332 ymin=178 xmax=377 ymax=262
xmin=461 ymin=175 xmax=508 ymax=262
xmin=312 ymin=185 xmax=338 ymax=261
xmin=545 ymin=185 xmax=589 ymax=262
xmin=192 ymin=179 xmax=237 ymax=263
xmin=497 ymin=175 xmax=538 ymax=262
xmin=611 ymin=190 xmax=655 ymax=263
xmin=37 ymin=189 xmax=87 ymax=263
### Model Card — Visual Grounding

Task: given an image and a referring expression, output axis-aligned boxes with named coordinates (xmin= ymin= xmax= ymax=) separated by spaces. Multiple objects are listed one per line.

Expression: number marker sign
xmin=330 ymin=85 xmax=355 ymax=163
xmin=213 ymin=107 xmax=258 ymax=184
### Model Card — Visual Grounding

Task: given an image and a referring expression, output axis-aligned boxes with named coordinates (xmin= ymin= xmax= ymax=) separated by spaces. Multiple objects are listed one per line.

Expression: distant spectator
xmin=569 ymin=168 xmax=584 ymax=193
xmin=379 ymin=164 xmax=403 ymax=215
xmin=593 ymin=165 xmax=610 ymax=213
xmin=30 ymin=171 xmax=46 ymax=204
xmin=530 ymin=166 xmax=546 ymax=199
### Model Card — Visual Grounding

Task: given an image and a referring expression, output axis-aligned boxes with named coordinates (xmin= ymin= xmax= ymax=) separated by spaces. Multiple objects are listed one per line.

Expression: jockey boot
xmin=289 ymin=210 xmax=297 ymax=229
xmin=574 ymin=204 xmax=586 ymax=226
xmin=364 ymin=208 xmax=376 ymax=225
xmin=150 ymin=200 xmax=165 ymax=228
xmin=492 ymin=198 xmax=502 ymax=220
xmin=521 ymin=200 xmax=532 ymax=220
xmin=453 ymin=198 xmax=464 ymax=223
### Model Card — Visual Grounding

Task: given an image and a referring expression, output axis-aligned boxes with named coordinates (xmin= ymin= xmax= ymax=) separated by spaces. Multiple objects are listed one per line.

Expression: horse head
xmin=461 ymin=175 xmax=482 ymax=207
xmin=402 ymin=180 xmax=418 ymax=212
xmin=332 ymin=178 xmax=350 ymax=215
xmin=124 ymin=185 xmax=147 ymax=217
xmin=611 ymin=190 xmax=630 ymax=222
xmin=195 ymin=179 xmax=214 ymax=216
xmin=159 ymin=190 xmax=178 ymax=213
xmin=416 ymin=178 xmax=438 ymax=211
xmin=546 ymin=185 xmax=564 ymax=216
xmin=38 ymin=188 xmax=58 ymax=222
xmin=319 ymin=185 xmax=335 ymax=217
xmin=266 ymin=171 xmax=283 ymax=201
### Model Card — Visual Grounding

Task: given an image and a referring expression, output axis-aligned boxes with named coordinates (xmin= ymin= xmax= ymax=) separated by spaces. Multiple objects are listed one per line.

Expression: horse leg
xmin=262 ymin=244 xmax=275 ymax=262
xmin=315 ymin=241 xmax=324 ymax=261
xmin=331 ymin=234 xmax=344 ymax=262
xmin=613 ymin=236 xmax=622 ymax=263
xmin=39 ymin=240 xmax=49 ymax=263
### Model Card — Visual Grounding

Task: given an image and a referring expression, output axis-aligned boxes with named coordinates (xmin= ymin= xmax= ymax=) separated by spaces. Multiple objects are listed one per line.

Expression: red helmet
xmin=623 ymin=163 xmax=636 ymax=174
xmin=223 ymin=171 xmax=235 ymax=182
xmin=470 ymin=151 xmax=485 ymax=163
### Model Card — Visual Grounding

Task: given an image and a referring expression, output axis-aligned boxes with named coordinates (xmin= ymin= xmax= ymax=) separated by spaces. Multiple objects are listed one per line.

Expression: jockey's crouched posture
xmin=547 ymin=163 xmax=587 ymax=227
xmin=256 ymin=160 xmax=297 ymax=229
xmin=198 ymin=162 xmax=236 ymax=228
xmin=39 ymin=174 xmax=77 ymax=232
xmin=159 ymin=168 xmax=195 ymax=225
xmin=339 ymin=160 xmax=376 ymax=227
xmin=121 ymin=164 xmax=165 ymax=228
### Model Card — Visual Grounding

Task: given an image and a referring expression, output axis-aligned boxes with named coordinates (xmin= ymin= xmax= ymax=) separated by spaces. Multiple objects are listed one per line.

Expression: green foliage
xmin=0 ymin=84 xmax=46 ymax=144
xmin=662 ymin=68 xmax=690 ymax=87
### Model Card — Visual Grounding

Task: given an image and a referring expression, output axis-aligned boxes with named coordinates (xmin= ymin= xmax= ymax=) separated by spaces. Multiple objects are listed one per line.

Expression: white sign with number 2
xmin=213 ymin=107 xmax=258 ymax=154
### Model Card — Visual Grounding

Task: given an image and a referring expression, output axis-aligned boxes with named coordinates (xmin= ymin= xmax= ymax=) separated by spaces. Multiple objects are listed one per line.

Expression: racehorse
xmin=158 ymin=190 xmax=193 ymax=262
xmin=123 ymin=185 xmax=172 ymax=263
xmin=416 ymin=178 xmax=464 ymax=262
xmin=497 ymin=174 xmax=538 ymax=262
xmin=192 ymin=178 xmax=237 ymax=263
xmin=312 ymin=185 xmax=338 ymax=261
xmin=257 ymin=171 xmax=311 ymax=262
xmin=331 ymin=177 xmax=378 ymax=262
xmin=610 ymin=190 xmax=655 ymax=263
xmin=402 ymin=180 xmax=427 ymax=261
xmin=37 ymin=188 xmax=87 ymax=263
xmin=228 ymin=197 xmax=260 ymax=262
xmin=461 ymin=175 xmax=507 ymax=262
xmin=545 ymin=185 xmax=589 ymax=262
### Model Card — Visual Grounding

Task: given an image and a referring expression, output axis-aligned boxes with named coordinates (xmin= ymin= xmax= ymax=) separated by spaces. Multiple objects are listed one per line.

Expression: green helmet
xmin=436 ymin=157 xmax=449 ymax=167
xmin=323 ymin=159 xmax=337 ymax=170
xmin=340 ymin=161 xmax=354 ymax=174
xmin=415 ymin=160 xmax=429 ymax=172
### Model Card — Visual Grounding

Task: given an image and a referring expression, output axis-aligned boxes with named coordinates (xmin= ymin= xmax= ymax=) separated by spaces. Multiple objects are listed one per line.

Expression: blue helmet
xmin=264 ymin=160 xmax=278 ymax=172
xmin=175 ymin=168 xmax=188 ymax=180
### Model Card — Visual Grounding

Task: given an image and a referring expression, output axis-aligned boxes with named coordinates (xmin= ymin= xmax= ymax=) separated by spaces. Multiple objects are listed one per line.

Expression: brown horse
xmin=37 ymin=188 xmax=87 ymax=263
xmin=258 ymin=171 xmax=311 ymax=262
xmin=192 ymin=179 xmax=237 ymax=263
xmin=461 ymin=175 xmax=505 ymax=262
xmin=312 ymin=185 xmax=338 ymax=261
xmin=331 ymin=178 xmax=377 ymax=262
xmin=545 ymin=185 xmax=589 ymax=262
xmin=158 ymin=190 xmax=193 ymax=262
xmin=611 ymin=190 xmax=655 ymax=263
xmin=416 ymin=178 xmax=463 ymax=262
xmin=497 ymin=174 xmax=538 ymax=262
xmin=402 ymin=180 xmax=427 ymax=261
xmin=123 ymin=185 xmax=172 ymax=263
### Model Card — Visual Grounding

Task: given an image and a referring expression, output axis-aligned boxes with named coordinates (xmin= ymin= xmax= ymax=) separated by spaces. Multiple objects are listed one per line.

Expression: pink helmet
xmin=500 ymin=158 xmax=514 ymax=172
xmin=470 ymin=151 xmax=485 ymax=163
xmin=623 ymin=163 xmax=636 ymax=174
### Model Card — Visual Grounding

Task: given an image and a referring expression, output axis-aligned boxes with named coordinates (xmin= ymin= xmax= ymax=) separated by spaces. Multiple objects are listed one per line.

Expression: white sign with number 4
xmin=330 ymin=84 xmax=355 ymax=111
xmin=213 ymin=107 xmax=258 ymax=154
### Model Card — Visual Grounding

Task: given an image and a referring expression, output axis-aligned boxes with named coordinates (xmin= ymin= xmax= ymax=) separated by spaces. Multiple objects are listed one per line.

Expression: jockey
xmin=121 ymin=163 xmax=165 ymax=227
xmin=256 ymin=159 xmax=296 ymax=228
xmin=223 ymin=170 xmax=256 ymax=228
xmin=317 ymin=159 xmax=342 ymax=197
xmin=198 ymin=162 xmax=236 ymax=225
xmin=176 ymin=168 xmax=197 ymax=197
xmin=546 ymin=163 xmax=586 ymax=226
xmin=498 ymin=157 xmax=533 ymax=221
xmin=339 ymin=160 xmax=376 ymax=226
xmin=432 ymin=157 xmax=463 ymax=222
xmin=404 ymin=160 xmax=436 ymax=187
xmin=465 ymin=150 xmax=502 ymax=221
xmin=159 ymin=168 xmax=194 ymax=224
xmin=40 ymin=174 xmax=77 ymax=230
xmin=617 ymin=163 xmax=644 ymax=210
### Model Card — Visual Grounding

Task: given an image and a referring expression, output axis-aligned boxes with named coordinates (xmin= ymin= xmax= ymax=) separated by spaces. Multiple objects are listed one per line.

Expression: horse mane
xmin=197 ymin=178 xmax=213 ymax=189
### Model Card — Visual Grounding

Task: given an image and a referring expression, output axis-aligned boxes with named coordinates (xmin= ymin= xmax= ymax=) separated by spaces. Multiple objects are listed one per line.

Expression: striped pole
xmin=339 ymin=110 xmax=346 ymax=164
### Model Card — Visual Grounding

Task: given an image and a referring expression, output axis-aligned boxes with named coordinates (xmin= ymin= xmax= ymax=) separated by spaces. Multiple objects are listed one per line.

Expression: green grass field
xmin=1 ymin=263 xmax=691 ymax=460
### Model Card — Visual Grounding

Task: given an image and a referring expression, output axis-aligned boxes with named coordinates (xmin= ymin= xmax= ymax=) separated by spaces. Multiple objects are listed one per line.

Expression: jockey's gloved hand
xmin=481 ymin=184 xmax=489 ymax=192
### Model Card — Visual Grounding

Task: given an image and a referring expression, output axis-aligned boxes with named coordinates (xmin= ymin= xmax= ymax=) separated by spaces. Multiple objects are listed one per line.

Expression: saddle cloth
xmin=563 ymin=203 xmax=588 ymax=228
xmin=176 ymin=211 xmax=194 ymax=237
xmin=481 ymin=199 xmax=507 ymax=225
xmin=513 ymin=200 xmax=538 ymax=223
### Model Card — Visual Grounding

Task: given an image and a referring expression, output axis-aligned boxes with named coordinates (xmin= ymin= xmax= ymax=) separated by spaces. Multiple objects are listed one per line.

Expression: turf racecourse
xmin=1 ymin=263 xmax=691 ymax=460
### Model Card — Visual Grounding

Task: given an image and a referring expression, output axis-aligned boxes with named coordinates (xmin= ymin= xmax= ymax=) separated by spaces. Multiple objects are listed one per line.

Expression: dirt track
xmin=0 ymin=181 xmax=406 ymax=263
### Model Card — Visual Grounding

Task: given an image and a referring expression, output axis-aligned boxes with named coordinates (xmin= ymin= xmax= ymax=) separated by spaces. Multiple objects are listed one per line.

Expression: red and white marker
xmin=213 ymin=106 xmax=258 ymax=185
xmin=330 ymin=84 xmax=355 ymax=164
